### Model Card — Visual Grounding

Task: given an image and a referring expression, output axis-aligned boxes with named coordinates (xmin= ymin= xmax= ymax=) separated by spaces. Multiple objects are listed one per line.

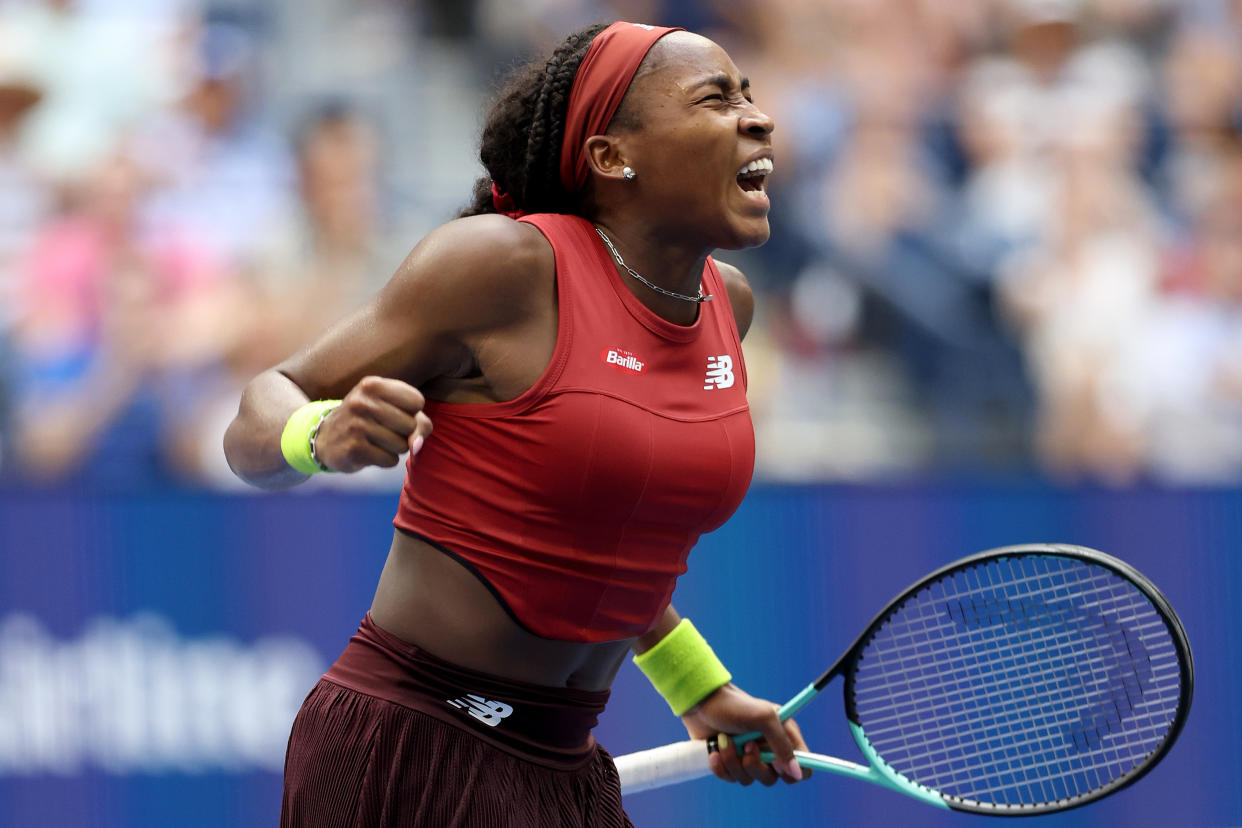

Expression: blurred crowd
xmin=0 ymin=0 xmax=1239 ymax=491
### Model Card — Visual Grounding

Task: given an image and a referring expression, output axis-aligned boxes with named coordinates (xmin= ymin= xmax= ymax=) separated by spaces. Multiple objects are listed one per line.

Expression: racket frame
xmin=731 ymin=543 xmax=1194 ymax=815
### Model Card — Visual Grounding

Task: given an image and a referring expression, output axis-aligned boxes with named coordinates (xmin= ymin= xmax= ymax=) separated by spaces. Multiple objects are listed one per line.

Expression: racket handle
xmin=614 ymin=739 xmax=712 ymax=794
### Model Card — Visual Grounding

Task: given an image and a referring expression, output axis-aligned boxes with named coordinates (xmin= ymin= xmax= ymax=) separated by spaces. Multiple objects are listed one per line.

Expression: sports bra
xmin=393 ymin=213 xmax=755 ymax=642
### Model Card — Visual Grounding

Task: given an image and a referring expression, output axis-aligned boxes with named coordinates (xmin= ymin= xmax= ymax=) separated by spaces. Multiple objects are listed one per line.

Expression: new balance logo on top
xmin=447 ymin=694 xmax=514 ymax=727
xmin=704 ymin=355 xmax=735 ymax=390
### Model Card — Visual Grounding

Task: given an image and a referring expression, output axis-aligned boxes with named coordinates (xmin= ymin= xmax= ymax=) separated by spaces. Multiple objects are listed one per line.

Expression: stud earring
xmin=622 ymin=166 xmax=636 ymax=181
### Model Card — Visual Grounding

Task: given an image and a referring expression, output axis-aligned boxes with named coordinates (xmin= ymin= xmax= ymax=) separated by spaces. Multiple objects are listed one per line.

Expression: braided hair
xmin=459 ymin=24 xmax=610 ymax=218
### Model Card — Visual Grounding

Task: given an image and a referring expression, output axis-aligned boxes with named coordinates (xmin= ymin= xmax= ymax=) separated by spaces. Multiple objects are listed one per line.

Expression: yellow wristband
xmin=633 ymin=618 xmax=732 ymax=716
xmin=280 ymin=400 xmax=341 ymax=475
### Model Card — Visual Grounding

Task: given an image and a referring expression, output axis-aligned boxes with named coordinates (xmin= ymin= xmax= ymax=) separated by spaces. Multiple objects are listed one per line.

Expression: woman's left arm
xmin=631 ymin=264 xmax=805 ymax=785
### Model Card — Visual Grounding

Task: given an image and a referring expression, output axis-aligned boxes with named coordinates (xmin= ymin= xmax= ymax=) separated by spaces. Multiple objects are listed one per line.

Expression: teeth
xmin=736 ymin=157 xmax=774 ymax=177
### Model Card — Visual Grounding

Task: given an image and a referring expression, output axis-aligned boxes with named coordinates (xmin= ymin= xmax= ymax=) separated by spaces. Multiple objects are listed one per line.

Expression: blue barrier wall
xmin=0 ymin=484 xmax=1237 ymax=827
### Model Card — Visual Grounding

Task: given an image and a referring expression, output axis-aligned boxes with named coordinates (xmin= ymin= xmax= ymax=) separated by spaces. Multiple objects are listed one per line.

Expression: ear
xmin=584 ymin=135 xmax=631 ymax=183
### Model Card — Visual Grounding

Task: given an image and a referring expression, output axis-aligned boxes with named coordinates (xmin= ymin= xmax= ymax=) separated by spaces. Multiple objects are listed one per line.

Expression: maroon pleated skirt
xmin=280 ymin=615 xmax=633 ymax=828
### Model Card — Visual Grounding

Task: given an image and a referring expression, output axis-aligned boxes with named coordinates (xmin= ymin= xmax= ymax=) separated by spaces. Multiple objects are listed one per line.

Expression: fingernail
xmin=787 ymin=759 xmax=803 ymax=781
xmin=409 ymin=434 xmax=424 ymax=455
xmin=745 ymin=741 xmax=758 ymax=756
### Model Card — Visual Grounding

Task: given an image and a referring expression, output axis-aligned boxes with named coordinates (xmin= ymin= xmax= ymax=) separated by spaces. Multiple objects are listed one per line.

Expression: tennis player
xmin=224 ymin=21 xmax=807 ymax=827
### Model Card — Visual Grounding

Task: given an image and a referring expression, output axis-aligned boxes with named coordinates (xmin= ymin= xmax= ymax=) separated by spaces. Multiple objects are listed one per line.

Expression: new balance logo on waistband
xmin=447 ymin=694 xmax=514 ymax=727
xmin=704 ymin=355 xmax=734 ymax=390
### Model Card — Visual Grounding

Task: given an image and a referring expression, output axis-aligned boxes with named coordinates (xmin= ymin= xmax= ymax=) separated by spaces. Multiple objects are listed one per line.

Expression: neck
xmin=592 ymin=217 xmax=711 ymax=324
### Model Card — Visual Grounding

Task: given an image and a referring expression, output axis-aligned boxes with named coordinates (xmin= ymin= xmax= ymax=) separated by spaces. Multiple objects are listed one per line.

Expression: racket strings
xmin=881 ymin=570 xmax=1180 ymax=800
xmin=860 ymin=595 xmax=1178 ymax=742
xmin=859 ymin=600 xmax=1172 ymax=800
xmin=849 ymin=555 xmax=1185 ymax=809
xmin=878 ymin=565 xmax=1180 ymax=802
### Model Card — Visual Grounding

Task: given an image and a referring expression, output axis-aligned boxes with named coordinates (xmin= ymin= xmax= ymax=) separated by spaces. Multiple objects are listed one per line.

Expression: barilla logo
xmin=601 ymin=347 xmax=646 ymax=374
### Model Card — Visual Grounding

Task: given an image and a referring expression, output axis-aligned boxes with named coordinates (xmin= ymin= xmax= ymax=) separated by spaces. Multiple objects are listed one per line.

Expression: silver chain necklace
xmin=595 ymin=227 xmax=713 ymax=304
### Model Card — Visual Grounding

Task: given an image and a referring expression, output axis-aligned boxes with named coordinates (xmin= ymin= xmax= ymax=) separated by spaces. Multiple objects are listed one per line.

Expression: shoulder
xmin=380 ymin=214 xmax=555 ymax=335
xmin=392 ymin=214 xmax=553 ymax=297
xmin=713 ymin=259 xmax=755 ymax=341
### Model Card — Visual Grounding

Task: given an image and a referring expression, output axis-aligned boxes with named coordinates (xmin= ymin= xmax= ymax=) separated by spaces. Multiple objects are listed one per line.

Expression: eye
xmin=698 ymin=93 xmax=724 ymax=103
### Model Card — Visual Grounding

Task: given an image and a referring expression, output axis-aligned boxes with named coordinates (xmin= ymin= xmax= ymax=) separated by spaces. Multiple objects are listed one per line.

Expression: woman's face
xmin=614 ymin=32 xmax=776 ymax=250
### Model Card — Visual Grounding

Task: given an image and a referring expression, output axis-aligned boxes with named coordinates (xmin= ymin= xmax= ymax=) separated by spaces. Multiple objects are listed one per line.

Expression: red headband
xmin=558 ymin=22 xmax=682 ymax=194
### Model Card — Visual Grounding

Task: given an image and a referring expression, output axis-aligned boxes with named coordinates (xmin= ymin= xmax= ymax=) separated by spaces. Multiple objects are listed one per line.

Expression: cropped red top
xmin=393 ymin=213 xmax=755 ymax=642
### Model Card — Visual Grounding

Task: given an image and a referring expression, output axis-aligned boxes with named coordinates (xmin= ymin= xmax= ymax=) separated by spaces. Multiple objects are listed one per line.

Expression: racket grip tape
xmin=614 ymin=739 xmax=712 ymax=794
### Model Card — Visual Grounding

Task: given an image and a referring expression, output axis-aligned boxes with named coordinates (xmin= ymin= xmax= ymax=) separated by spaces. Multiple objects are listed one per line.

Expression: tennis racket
xmin=615 ymin=543 xmax=1193 ymax=815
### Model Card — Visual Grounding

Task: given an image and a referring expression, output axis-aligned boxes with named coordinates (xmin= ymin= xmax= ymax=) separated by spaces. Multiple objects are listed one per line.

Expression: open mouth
xmin=736 ymin=157 xmax=773 ymax=194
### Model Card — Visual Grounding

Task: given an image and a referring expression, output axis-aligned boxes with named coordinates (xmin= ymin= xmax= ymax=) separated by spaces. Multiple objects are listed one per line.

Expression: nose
xmin=740 ymin=103 xmax=775 ymax=138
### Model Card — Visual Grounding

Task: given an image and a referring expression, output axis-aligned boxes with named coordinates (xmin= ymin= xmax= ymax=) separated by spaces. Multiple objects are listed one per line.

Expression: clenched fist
xmin=313 ymin=376 xmax=434 ymax=473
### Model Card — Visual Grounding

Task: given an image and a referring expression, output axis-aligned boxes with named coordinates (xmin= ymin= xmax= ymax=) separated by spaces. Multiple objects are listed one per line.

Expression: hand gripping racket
xmin=614 ymin=544 xmax=1193 ymax=815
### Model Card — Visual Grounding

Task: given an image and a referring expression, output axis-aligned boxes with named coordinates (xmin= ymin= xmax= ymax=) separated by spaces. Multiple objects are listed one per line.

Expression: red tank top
xmin=393 ymin=213 xmax=755 ymax=642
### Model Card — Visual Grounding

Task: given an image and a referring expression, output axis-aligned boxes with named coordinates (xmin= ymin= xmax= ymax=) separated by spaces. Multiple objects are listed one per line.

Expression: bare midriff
xmin=368 ymin=529 xmax=637 ymax=692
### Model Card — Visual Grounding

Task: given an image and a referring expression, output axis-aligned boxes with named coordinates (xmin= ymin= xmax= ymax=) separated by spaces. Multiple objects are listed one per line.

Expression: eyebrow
xmin=691 ymin=73 xmax=750 ymax=93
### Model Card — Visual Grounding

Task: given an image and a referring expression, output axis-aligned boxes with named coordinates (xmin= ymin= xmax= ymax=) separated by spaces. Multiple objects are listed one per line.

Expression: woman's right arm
xmin=223 ymin=215 xmax=551 ymax=489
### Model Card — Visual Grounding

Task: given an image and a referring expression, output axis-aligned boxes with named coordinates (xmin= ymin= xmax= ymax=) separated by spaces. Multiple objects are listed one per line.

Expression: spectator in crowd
xmin=997 ymin=84 xmax=1165 ymax=483
xmin=1138 ymin=129 xmax=1242 ymax=481
xmin=240 ymin=103 xmax=397 ymax=369
xmin=0 ymin=0 xmax=183 ymax=183
xmin=190 ymin=101 xmax=407 ymax=490
xmin=0 ymin=36 xmax=50 ymax=286
xmin=135 ymin=13 xmax=297 ymax=275
xmin=1153 ymin=26 xmax=1242 ymax=226
xmin=0 ymin=45 xmax=51 ymax=472
xmin=8 ymin=144 xmax=241 ymax=487
xmin=736 ymin=0 xmax=1038 ymax=474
